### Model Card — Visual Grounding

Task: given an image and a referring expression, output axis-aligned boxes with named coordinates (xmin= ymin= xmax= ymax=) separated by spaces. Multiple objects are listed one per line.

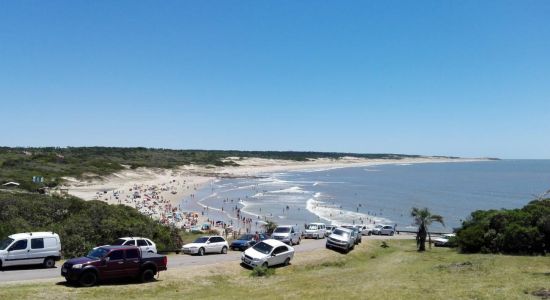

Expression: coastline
xmin=64 ymin=156 xmax=488 ymax=229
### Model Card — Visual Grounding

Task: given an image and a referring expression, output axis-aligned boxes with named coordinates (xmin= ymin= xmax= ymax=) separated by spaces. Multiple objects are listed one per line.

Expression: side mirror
xmin=206 ymin=241 xmax=210 ymax=244
xmin=271 ymin=253 xmax=276 ymax=257
xmin=102 ymin=257 xmax=110 ymax=264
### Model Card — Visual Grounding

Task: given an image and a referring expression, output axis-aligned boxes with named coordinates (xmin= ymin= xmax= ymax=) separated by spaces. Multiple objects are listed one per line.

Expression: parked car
xmin=61 ymin=245 xmax=167 ymax=287
xmin=355 ymin=225 xmax=370 ymax=236
xmin=271 ymin=225 xmax=301 ymax=246
xmin=371 ymin=225 xmax=395 ymax=236
xmin=433 ymin=233 xmax=456 ymax=247
xmin=181 ymin=236 xmax=228 ymax=256
xmin=111 ymin=237 xmax=157 ymax=256
xmin=241 ymin=239 xmax=294 ymax=268
xmin=0 ymin=232 xmax=61 ymax=269
xmin=325 ymin=225 xmax=336 ymax=237
xmin=304 ymin=222 xmax=326 ymax=239
xmin=341 ymin=225 xmax=362 ymax=244
xmin=230 ymin=233 xmax=269 ymax=251
xmin=326 ymin=227 xmax=355 ymax=253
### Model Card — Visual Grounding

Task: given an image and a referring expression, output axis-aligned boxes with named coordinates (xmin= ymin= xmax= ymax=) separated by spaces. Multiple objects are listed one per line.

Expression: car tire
xmin=262 ymin=262 xmax=268 ymax=268
xmin=288 ymin=240 xmax=293 ymax=246
xmin=140 ymin=268 xmax=155 ymax=283
xmin=79 ymin=271 xmax=98 ymax=287
xmin=221 ymin=246 xmax=228 ymax=254
xmin=43 ymin=257 xmax=56 ymax=268
xmin=283 ymin=257 xmax=290 ymax=266
xmin=297 ymin=238 xmax=301 ymax=245
xmin=390 ymin=231 xmax=394 ymax=236
xmin=198 ymin=248 xmax=205 ymax=256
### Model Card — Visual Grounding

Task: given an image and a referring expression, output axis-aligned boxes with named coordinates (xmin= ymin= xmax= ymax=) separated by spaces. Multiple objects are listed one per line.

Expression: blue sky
xmin=1 ymin=1 xmax=549 ymax=158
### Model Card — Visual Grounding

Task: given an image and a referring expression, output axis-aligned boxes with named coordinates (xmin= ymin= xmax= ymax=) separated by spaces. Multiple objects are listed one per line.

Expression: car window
xmin=137 ymin=239 xmax=148 ymax=247
xmin=194 ymin=237 xmax=209 ymax=243
xmin=10 ymin=239 xmax=28 ymax=251
xmin=123 ymin=240 xmax=136 ymax=246
xmin=273 ymin=246 xmax=288 ymax=255
xmin=145 ymin=239 xmax=153 ymax=246
xmin=212 ymin=237 xmax=225 ymax=243
xmin=31 ymin=238 xmax=45 ymax=249
xmin=126 ymin=249 xmax=139 ymax=259
xmin=108 ymin=250 xmax=124 ymax=260
xmin=252 ymin=242 xmax=273 ymax=255
xmin=274 ymin=227 xmax=290 ymax=233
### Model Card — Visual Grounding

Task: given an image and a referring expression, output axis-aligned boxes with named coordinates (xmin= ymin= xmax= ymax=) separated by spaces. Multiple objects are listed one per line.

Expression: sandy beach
xmin=62 ymin=156 xmax=485 ymax=230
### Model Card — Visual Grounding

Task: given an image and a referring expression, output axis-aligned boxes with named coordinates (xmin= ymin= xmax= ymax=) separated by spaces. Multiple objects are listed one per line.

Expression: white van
xmin=304 ymin=222 xmax=326 ymax=239
xmin=0 ymin=232 xmax=61 ymax=269
xmin=271 ymin=225 xmax=301 ymax=246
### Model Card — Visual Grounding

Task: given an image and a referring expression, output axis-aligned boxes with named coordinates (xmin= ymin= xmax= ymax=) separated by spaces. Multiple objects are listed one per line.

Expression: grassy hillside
xmin=1 ymin=239 xmax=548 ymax=299
xmin=0 ymin=147 xmax=425 ymax=191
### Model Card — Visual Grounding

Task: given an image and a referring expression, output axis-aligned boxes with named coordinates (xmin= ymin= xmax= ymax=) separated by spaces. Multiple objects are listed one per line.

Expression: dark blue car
xmin=230 ymin=233 xmax=268 ymax=251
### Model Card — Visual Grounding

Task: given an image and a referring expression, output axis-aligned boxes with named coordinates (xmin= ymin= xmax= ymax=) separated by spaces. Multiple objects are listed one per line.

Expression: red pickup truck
xmin=61 ymin=245 xmax=167 ymax=287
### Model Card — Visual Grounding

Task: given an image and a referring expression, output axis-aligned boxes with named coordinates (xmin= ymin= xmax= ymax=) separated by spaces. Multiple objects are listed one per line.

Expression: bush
xmin=250 ymin=265 xmax=276 ymax=277
xmin=457 ymin=199 xmax=550 ymax=255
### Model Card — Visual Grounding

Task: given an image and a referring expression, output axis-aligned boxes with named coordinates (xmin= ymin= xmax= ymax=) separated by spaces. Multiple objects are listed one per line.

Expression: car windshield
xmin=0 ymin=238 xmax=14 ymax=250
xmin=237 ymin=234 xmax=254 ymax=240
xmin=86 ymin=247 xmax=109 ymax=259
xmin=307 ymin=225 xmax=318 ymax=230
xmin=274 ymin=227 xmax=290 ymax=233
xmin=332 ymin=229 xmax=350 ymax=238
xmin=112 ymin=239 xmax=127 ymax=245
xmin=252 ymin=242 xmax=273 ymax=255
xmin=193 ymin=237 xmax=209 ymax=243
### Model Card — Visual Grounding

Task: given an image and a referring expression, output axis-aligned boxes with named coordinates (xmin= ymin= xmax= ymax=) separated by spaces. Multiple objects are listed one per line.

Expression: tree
xmin=262 ymin=220 xmax=278 ymax=235
xmin=411 ymin=207 xmax=445 ymax=252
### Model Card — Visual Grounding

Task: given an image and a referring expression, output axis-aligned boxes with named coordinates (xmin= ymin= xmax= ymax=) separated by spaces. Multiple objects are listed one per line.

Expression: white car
xmin=371 ymin=225 xmax=395 ymax=236
xmin=304 ymin=223 xmax=326 ymax=239
xmin=433 ymin=233 xmax=456 ymax=247
xmin=0 ymin=232 xmax=61 ymax=269
xmin=182 ymin=236 xmax=228 ymax=256
xmin=271 ymin=225 xmax=301 ymax=245
xmin=111 ymin=237 xmax=157 ymax=256
xmin=241 ymin=239 xmax=294 ymax=268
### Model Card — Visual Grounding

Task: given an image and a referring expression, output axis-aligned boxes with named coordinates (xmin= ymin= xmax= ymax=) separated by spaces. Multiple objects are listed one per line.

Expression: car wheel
xmin=262 ymin=262 xmax=268 ymax=268
xmin=368 ymin=231 xmax=372 ymax=236
xmin=79 ymin=271 xmax=98 ymax=287
xmin=198 ymin=247 xmax=205 ymax=256
xmin=288 ymin=240 xmax=293 ymax=246
xmin=221 ymin=246 xmax=228 ymax=254
xmin=43 ymin=257 xmax=55 ymax=268
xmin=140 ymin=268 xmax=155 ymax=283
xmin=390 ymin=231 xmax=394 ymax=236
xmin=283 ymin=257 xmax=290 ymax=266
xmin=297 ymin=238 xmax=301 ymax=245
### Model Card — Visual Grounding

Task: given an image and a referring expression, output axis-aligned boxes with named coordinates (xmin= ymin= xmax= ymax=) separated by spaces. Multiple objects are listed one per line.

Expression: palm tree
xmin=411 ymin=207 xmax=445 ymax=252
xmin=262 ymin=220 xmax=278 ymax=235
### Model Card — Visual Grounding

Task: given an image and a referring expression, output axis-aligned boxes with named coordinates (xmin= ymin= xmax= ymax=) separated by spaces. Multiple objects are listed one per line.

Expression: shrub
xmin=250 ymin=265 xmax=276 ymax=277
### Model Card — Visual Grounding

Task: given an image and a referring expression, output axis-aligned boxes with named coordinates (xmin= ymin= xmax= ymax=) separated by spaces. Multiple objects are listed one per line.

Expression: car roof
xmin=333 ymin=227 xmax=353 ymax=233
xmin=308 ymin=222 xmax=325 ymax=225
xmin=260 ymin=239 xmax=291 ymax=247
xmin=8 ymin=232 xmax=59 ymax=239
xmin=200 ymin=235 xmax=224 ymax=238
xmin=117 ymin=237 xmax=150 ymax=240
xmin=276 ymin=225 xmax=295 ymax=228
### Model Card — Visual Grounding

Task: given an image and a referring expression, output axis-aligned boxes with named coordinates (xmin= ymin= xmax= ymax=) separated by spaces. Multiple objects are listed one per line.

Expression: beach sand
xmin=63 ymin=156 xmax=485 ymax=229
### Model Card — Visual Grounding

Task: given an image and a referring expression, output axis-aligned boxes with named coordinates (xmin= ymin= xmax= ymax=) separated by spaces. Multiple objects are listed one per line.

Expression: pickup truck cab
xmin=61 ymin=245 xmax=167 ymax=287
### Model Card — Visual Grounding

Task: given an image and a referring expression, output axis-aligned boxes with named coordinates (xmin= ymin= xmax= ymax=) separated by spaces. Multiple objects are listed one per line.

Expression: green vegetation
xmin=0 ymin=147 xmax=426 ymax=191
xmin=457 ymin=198 xmax=550 ymax=255
xmin=411 ymin=207 xmax=445 ymax=252
xmin=250 ymin=265 xmax=276 ymax=277
xmin=0 ymin=191 xmax=185 ymax=258
xmin=1 ymin=240 xmax=548 ymax=299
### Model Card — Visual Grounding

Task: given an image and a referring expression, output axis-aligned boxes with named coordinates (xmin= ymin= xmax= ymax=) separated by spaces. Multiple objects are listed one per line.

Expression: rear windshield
xmin=332 ymin=229 xmax=350 ymax=238
xmin=274 ymin=227 xmax=290 ymax=233
xmin=0 ymin=238 xmax=14 ymax=250
xmin=252 ymin=242 xmax=273 ymax=255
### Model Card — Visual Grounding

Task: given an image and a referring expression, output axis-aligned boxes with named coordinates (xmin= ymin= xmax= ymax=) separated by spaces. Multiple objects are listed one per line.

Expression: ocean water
xmin=180 ymin=160 xmax=550 ymax=233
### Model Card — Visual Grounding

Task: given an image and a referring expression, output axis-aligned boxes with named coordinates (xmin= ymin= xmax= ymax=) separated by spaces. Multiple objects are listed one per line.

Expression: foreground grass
xmin=1 ymin=240 xmax=548 ymax=299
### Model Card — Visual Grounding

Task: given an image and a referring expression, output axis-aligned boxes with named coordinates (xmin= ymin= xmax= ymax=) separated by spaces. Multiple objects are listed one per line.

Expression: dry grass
xmin=1 ymin=240 xmax=548 ymax=299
